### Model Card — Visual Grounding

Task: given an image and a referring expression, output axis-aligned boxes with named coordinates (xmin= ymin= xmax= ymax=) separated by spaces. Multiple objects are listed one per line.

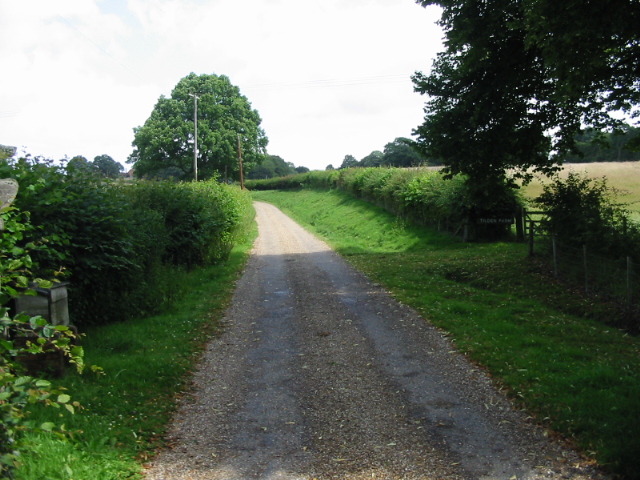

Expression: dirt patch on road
xmin=144 ymin=202 xmax=608 ymax=480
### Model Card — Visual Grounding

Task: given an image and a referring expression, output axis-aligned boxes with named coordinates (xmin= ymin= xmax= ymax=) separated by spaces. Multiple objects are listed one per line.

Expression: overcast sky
xmin=1 ymin=0 xmax=443 ymax=171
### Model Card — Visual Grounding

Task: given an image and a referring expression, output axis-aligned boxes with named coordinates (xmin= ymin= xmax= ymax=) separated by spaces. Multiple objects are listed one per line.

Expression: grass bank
xmin=15 ymin=210 xmax=257 ymax=480
xmin=253 ymin=189 xmax=640 ymax=479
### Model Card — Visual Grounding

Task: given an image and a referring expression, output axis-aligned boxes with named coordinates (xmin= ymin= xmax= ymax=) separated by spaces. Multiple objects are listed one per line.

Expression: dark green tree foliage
xmin=339 ymin=155 xmax=359 ymax=169
xmin=383 ymin=138 xmax=429 ymax=167
xmin=129 ymin=73 xmax=268 ymax=181
xmin=521 ymin=0 xmax=640 ymax=130
xmin=360 ymin=150 xmax=384 ymax=167
xmin=93 ymin=154 xmax=124 ymax=178
xmin=246 ymin=155 xmax=297 ymax=179
xmin=66 ymin=156 xmax=94 ymax=174
xmin=566 ymin=125 xmax=640 ymax=163
xmin=413 ymin=0 xmax=640 ymax=205
xmin=413 ymin=0 xmax=556 ymax=200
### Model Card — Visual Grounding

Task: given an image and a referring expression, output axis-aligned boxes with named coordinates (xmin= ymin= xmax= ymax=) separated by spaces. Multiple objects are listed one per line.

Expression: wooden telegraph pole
xmin=189 ymin=93 xmax=199 ymax=181
xmin=237 ymin=134 xmax=245 ymax=190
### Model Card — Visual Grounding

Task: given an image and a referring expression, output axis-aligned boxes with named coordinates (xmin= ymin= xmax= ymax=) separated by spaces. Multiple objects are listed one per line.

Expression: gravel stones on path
xmin=144 ymin=202 xmax=608 ymax=480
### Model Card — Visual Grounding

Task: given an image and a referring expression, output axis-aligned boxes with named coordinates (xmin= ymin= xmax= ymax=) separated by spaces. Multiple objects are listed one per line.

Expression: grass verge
xmin=15 ymin=209 xmax=258 ymax=480
xmin=253 ymin=189 xmax=640 ymax=480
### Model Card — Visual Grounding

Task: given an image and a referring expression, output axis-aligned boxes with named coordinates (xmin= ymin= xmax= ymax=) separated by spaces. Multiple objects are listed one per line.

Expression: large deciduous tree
xmin=383 ymin=137 xmax=428 ymax=167
xmin=339 ymin=155 xmax=359 ymax=169
xmin=93 ymin=154 xmax=123 ymax=178
xmin=412 ymin=0 xmax=640 ymax=206
xmin=128 ymin=73 xmax=268 ymax=181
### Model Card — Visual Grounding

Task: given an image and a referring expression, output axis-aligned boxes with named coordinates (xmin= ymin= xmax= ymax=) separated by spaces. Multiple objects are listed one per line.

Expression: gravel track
xmin=144 ymin=202 xmax=608 ymax=480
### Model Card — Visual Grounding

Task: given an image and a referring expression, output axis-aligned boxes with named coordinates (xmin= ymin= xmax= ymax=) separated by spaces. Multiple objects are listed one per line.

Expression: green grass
xmin=253 ymin=188 xmax=640 ymax=479
xmin=15 ymin=213 xmax=258 ymax=480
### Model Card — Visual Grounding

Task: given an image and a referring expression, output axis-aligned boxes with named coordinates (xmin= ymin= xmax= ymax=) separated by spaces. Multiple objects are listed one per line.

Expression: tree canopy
xmin=336 ymin=138 xmax=430 ymax=170
xmin=565 ymin=125 xmax=640 ymax=163
xmin=93 ymin=154 xmax=124 ymax=178
xmin=383 ymin=138 xmax=430 ymax=167
xmin=128 ymin=73 xmax=268 ymax=181
xmin=339 ymin=155 xmax=359 ymax=170
xmin=413 ymin=0 xmax=640 ymax=203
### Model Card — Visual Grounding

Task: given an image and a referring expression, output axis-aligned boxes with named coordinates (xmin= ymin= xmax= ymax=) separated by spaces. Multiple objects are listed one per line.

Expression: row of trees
xmin=66 ymin=154 xmax=125 ymax=178
xmin=412 ymin=0 xmax=639 ymax=209
xmin=565 ymin=124 xmax=640 ymax=163
xmin=329 ymin=137 xmax=438 ymax=170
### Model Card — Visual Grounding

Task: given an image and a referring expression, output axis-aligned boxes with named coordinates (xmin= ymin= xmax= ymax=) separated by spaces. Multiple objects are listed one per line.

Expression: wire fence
xmin=526 ymin=213 xmax=640 ymax=329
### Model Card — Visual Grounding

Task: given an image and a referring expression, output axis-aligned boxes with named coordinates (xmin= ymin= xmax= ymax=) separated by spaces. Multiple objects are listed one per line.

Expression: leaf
xmin=40 ymin=422 xmax=55 ymax=432
xmin=57 ymin=394 xmax=71 ymax=404
xmin=15 ymin=376 xmax=33 ymax=387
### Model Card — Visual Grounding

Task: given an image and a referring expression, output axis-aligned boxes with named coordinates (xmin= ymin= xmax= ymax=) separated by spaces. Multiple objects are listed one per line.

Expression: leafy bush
xmin=534 ymin=172 xmax=640 ymax=260
xmin=1 ymin=157 xmax=251 ymax=326
xmin=126 ymin=178 xmax=251 ymax=267
xmin=1 ymin=207 xmax=87 ymax=478
xmin=1 ymin=157 xmax=153 ymax=325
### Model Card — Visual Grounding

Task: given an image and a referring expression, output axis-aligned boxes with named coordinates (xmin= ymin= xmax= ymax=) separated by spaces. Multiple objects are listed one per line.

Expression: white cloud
xmin=0 ymin=0 xmax=442 ymax=170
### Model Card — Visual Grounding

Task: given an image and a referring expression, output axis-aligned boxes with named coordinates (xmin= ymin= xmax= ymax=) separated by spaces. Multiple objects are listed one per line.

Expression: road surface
xmin=145 ymin=202 xmax=606 ymax=480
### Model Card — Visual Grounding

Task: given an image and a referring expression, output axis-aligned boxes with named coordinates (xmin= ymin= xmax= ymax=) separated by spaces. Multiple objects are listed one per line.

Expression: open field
xmin=520 ymin=162 xmax=640 ymax=212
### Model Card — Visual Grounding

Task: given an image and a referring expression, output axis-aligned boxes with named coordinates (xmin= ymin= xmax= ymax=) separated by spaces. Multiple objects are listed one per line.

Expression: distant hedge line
xmin=246 ymin=168 xmax=522 ymax=238
xmin=1 ymin=157 xmax=252 ymax=326
xmin=248 ymin=167 xmax=640 ymax=261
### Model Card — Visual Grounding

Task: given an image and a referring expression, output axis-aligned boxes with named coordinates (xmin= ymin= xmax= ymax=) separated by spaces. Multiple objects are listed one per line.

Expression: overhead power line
xmin=243 ymin=74 xmax=413 ymax=91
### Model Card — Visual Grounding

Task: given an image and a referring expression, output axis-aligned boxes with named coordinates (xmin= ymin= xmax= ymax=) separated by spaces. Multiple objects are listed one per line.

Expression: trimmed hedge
xmin=1 ymin=156 xmax=251 ymax=326
xmin=247 ymin=168 xmax=522 ymax=239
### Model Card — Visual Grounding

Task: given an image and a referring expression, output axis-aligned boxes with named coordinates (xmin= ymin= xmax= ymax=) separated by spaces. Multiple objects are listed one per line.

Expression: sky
xmin=0 ymin=0 xmax=444 ymax=172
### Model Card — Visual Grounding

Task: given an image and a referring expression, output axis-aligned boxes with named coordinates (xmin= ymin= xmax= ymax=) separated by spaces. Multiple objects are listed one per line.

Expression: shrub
xmin=1 ymin=207 xmax=87 ymax=478
xmin=1 ymin=157 xmax=251 ymax=326
xmin=534 ymin=172 xmax=640 ymax=260
xmin=126 ymin=179 xmax=250 ymax=267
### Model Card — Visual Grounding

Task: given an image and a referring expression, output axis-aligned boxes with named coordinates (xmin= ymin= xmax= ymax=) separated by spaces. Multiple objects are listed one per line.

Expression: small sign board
xmin=476 ymin=217 xmax=514 ymax=225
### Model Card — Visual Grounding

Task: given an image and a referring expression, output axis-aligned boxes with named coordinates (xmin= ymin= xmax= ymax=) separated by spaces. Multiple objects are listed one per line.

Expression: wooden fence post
xmin=583 ymin=245 xmax=589 ymax=293
xmin=528 ymin=219 xmax=535 ymax=256
xmin=628 ymin=256 xmax=633 ymax=307
xmin=552 ymin=235 xmax=558 ymax=277
xmin=515 ymin=207 xmax=524 ymax=242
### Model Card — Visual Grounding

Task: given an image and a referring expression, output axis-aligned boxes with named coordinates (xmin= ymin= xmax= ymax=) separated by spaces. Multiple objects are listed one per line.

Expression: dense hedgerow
xmin=247 ymin=167 xmax=522 ymax=238
xmin=0 ymin=156 xmax=251 ymax=326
